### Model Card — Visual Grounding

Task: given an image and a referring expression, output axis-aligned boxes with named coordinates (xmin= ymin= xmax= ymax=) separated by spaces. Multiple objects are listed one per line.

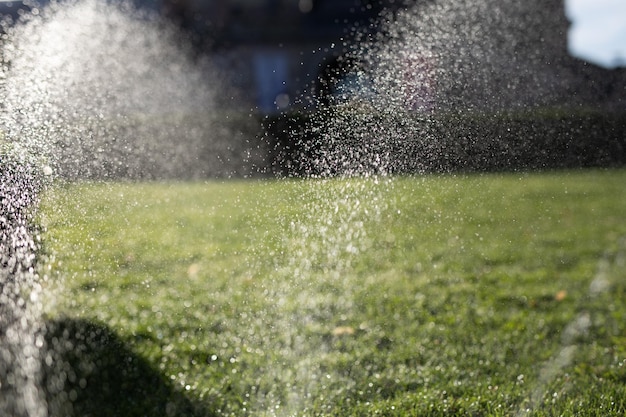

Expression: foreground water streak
xmin=0 ymin=154 xmax=47 ymax=417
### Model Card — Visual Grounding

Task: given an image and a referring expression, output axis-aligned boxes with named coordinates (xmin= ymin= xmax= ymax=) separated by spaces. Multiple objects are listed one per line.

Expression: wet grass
xmin=38 ymin=169 xmax=626 ymax=416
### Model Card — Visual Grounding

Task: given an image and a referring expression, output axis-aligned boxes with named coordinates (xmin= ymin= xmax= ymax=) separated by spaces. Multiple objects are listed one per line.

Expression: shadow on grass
xmin=43 ymin=317 xmax=217 ymax=417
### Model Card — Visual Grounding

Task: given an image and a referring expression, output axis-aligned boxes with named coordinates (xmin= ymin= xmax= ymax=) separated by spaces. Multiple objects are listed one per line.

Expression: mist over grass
xmin=36 ymin=170 xmax=626 ymax=416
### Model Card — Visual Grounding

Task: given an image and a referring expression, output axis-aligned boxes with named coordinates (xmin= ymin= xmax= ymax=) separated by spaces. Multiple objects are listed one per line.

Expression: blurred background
xmin=1 ymin=0 xmax=624 ymax=116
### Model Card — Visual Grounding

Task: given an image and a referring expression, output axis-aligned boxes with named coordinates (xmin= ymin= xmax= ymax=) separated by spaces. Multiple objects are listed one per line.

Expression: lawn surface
xmin=39 ymin=169 xmax=626 ymax=416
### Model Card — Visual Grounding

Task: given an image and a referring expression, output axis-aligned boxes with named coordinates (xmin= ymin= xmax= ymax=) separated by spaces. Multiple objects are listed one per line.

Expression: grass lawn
xmin=38 ymin=169 xmax=626 ymax=416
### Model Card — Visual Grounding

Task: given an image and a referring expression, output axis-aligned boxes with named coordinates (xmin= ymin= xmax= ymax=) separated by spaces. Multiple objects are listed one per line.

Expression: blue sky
xmin=566 ymin=0 xmax=626 ymax=68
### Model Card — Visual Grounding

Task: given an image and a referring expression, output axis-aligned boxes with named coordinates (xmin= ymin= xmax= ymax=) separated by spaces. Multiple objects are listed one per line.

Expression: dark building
xmin=154 ymin=0 xmax=408 ymax=113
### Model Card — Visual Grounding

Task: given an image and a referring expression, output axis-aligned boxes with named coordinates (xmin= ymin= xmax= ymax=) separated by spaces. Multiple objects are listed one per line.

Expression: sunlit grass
xmin=39 ymin=170 xmax=626 ymax=416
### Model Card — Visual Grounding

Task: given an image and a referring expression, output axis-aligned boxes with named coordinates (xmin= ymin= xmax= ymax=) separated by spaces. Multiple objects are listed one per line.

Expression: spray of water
xmin=254 ymin=0 xmax=591 ymax=413
xmin=1 ymin=0 xmax=607 ymax=415
xmin=303 ymin=0 xmax=583 ymax=177
xmin=1 ymin=0 xmax=261 ymax=181
xmin=251 ymin=175 xmax=391 ymax=415
xmin=0 ymin=0 xmax=262 ymax=414
xmin=357 ymin=0 xmax=570 ymax=112
xmin=0 ymin=149 xmax=49 ymax=417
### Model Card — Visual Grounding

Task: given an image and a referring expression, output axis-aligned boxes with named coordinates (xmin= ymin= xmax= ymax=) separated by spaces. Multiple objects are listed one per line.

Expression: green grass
xmin=38 ymin=170 xmax=626 ymax=416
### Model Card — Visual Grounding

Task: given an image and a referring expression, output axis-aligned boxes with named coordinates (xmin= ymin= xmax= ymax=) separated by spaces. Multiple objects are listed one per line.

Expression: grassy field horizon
xmin=38 ymin=169 xmax=626 ymax=416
